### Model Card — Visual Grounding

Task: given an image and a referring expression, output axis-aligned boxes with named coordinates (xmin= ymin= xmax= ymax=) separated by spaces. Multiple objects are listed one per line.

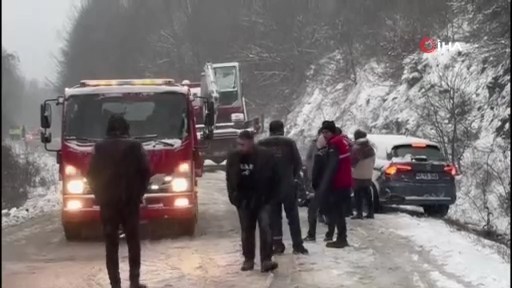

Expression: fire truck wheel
xmin=179 ymin=219 xmax=196 ymax=237
xmin=63 ymin=224 xmax=83 ymax=241
xmin=211 ymin=158 xmax=225 ymax=165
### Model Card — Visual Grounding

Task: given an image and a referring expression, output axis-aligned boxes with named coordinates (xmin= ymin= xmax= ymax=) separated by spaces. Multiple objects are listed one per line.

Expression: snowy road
xmin=2 ymin=171 xmax=510 ymax=288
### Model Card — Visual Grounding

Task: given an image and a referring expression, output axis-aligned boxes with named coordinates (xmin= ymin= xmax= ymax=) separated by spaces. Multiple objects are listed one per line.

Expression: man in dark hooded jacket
xmin=257 ymin=120 xmax=309 ymax=255
xmin=303 ymin=132 xmax=329 ymax=241
xmin=226 ymin=130 xmax=279 ymax=272
xmin=87 ymin=114 xmax=151 ymax=288
xmin=304 ymin=128 xmax=324 ymax=183
xmin=351 ymin=129 xmax=376 ymax=219
xmin=317 ymin=121 xmax=352 ymax=248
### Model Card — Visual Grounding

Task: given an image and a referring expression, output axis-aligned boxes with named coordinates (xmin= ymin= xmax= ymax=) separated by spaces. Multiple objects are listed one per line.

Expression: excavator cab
xmin=211 ymin=63 xmax=240 ymax=106
xmin=194 ymin=62 xmax=262 ymax=164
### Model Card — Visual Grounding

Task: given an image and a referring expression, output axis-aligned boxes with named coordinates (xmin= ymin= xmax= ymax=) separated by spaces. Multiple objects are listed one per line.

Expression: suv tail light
xmin=385 ymin=164 xmax=412 ymax=175
xmin=444 ymin=165 xmax=457 ymax=176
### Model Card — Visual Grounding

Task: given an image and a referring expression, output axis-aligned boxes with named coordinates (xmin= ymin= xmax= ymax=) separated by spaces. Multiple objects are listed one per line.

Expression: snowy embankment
xmin=297 ymin=213 xmax=510 ymax=287
xmin=286 ymin=46 xmax=510 ymax=242
xmin=2 ymin=141 xmax=61 ymax=227
xmin=394 ymin=215 xmax=510 ymax=287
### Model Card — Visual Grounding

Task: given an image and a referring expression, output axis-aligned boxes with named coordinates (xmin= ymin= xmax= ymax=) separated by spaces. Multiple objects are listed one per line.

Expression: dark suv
xmin=367 ymin=134 xmax=457 ymax=218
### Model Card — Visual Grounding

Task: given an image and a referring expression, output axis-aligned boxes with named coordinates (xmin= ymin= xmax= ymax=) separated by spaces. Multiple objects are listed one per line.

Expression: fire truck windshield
xmin=64 ymin=92 xmax=188 ymax=141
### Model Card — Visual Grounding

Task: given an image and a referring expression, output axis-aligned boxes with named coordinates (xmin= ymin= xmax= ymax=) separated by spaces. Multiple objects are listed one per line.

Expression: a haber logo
xmin=419 ymin=37 xmax=462 ymax=53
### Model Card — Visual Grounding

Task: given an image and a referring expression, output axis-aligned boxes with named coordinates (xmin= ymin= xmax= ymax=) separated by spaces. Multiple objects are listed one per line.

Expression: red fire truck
xmin=185 ymin=62 xmax=262 ymax=164
xmin=39 ymin=78 xmax=215 ymax=240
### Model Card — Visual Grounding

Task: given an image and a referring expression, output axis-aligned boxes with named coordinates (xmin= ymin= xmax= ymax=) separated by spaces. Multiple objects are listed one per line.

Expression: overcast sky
xmin=2 ymin=0 xmax=77 ymax=81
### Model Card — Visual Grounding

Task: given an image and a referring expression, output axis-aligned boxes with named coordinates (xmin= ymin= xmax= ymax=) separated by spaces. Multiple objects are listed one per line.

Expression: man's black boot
xmin=326 ymin=238 xmax=349 ymax=249
xmin=129 ymin=283 xmax=147 ymax=288
xmin=260 ymin=260 xmax=278 ymax=272
xmin=292 ymin=244 xmax=309 ymax=255
xmin=324 ymin=233 xmax=333 ymax=242
xmin=351 ymin=214 xmax=364 ymax=220
xmin=241 ymin=259 xmax=255 ymax=271
xmin=109 ymin=273 xmax=121 ymax=288
xmin=303 ymin=234 xmax=316 ymax=242
xmin=364 ymin=213 xmax=374 ymax=219
xmin=272 ymin=242 xmax=285 ymax=255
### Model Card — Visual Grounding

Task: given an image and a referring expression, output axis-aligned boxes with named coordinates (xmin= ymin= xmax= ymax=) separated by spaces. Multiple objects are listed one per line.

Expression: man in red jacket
xmin=318 ymin=121 xmax=352 ymax=248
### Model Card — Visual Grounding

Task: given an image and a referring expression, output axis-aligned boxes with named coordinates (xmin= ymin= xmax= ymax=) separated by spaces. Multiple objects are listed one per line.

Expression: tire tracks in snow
xmin=266 ymin=208 xmax=479 ymax=288
xmin=2 ymin=171 xmax=485 ymax=287
xmin=1 ymin=172 xmax=274 ymax=288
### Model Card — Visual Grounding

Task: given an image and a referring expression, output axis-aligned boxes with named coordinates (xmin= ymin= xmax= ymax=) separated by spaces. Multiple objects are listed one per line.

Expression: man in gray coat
xmin=257 ymin=120 xmax=309 ymax=255
xmin=350 ymin=129 xmax=376 ymax=219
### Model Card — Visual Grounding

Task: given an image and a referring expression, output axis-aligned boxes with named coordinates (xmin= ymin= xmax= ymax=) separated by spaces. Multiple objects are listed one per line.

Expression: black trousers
xmin=237 ymin=205 xmax=273 ymax=262
xmin=100 ymin=205 xmax=141 ymax=287
xmin=270 ymin=192 xmax=303 ymax=247
xmin=325 ymin=189 xmax=351 ymax=240
xmin=354 ymin=186 xmax=374 ymax=216
xmin=306 ymin=192 xmax=320 ymax=237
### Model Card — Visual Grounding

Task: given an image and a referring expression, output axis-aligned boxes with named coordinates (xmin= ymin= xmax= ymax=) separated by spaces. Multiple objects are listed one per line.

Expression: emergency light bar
xmin=79 ymin=79 xmax=176 ymax=87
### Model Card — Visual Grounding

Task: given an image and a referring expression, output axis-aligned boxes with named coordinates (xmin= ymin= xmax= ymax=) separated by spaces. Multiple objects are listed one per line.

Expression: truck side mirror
xmin=202 ymin=100 xmax=215 ymax=141
xmin=56 ymin=96 xmax=64 ymax=106
xmin=205 ymin=100 xmax=216 ymax=124
xmin=40 ymin=102 xmax=52 ymax=129
xmin=41 ymin=131 xmax=52 ymax=144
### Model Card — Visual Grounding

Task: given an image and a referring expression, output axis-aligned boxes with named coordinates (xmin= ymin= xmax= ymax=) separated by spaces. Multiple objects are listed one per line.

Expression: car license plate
xmin=416 ymin=173 xmax=439 ymax=180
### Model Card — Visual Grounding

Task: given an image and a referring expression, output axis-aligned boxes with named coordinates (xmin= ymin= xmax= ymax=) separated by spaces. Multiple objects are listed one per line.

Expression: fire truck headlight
xmin=67 ymin=179 xmax=85 ymax=194
xmin=171 ymin=178 xmax=189 ymax=192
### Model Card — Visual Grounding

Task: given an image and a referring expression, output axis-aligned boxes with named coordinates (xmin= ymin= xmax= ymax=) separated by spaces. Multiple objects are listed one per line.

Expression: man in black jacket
xmin=226 ymin=130 xmax=279 ymax=272
xmin=304 ymin=134 xmax=329 ymax=241
xmin=87 ymin=114 xmax=151 ymax=288
xmin=257 ymin=120 xmax=309 ymax=255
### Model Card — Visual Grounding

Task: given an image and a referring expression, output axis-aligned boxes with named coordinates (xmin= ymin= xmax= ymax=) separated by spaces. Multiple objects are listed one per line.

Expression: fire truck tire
xmin=63 ymin=224 xmax=83 ymax=241
xmin=179 ymin=218 xmax=196 ymax=237
xmin=211 ymin=158 xmax=225 ymax=165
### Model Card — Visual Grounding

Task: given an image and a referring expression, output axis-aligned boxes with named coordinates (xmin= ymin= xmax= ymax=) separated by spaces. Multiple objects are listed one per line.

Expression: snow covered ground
xmin=2 ymin=142 xmax=60 ymax=228
xmin=2 ymin=170 xmax=509 ymax=287
xmin=394 ymin=215 xmax=510 ymax=288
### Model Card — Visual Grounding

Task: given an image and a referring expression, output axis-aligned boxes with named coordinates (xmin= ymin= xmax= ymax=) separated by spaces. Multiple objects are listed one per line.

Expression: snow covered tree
xmin=415 ymin=59 xmax=481 ymax=171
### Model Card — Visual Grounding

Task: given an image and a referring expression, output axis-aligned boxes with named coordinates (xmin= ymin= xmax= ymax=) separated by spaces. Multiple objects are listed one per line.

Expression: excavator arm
xmin=199 ymin=63 xmax=221 ymax=140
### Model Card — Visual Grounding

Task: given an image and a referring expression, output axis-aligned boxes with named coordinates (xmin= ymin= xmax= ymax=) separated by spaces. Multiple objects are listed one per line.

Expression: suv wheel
xmin=371 ymin=184 xmax=383 ymax=213
xmin=423 ymin=205 xmax=450 ymax=218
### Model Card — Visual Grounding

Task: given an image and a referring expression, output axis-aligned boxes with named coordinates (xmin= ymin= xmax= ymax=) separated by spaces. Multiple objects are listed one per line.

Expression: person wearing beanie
xmin=316 ymin=120 xmax=352 ymax=248
xmin=351 ymin=129 xmax=376 ymax=219
xmin=87 ymin=114 xmax=151 ymax=288
xmin=257 ymin=120 xmax=309 ymax=255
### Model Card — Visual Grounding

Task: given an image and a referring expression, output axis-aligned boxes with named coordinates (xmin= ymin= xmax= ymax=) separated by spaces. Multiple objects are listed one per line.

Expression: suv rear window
xmin=390 ymin=144 xmax=446 ymax=161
